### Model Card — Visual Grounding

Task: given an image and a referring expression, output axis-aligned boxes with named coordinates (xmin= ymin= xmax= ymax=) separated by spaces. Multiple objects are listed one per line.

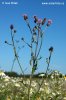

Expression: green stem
xmin=11 ymin=57 xmax=16 ymax=72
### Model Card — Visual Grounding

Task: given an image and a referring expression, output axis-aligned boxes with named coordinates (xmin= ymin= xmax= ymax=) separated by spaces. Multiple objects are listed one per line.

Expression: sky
xmin=0 ymin=0 xmax=66 ymax=74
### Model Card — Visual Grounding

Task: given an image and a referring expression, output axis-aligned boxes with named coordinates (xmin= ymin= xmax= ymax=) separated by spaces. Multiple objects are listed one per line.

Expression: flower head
xmin=37 ymin=19 xmax=42 ymax=24
xmin=23 ymin=14 xmax=28 ymax=20
xmin=47 ymin=19 xmax=52 ymax=27
xmin=10 ymin=24 xmax=14 ymax=30
xmin=49 ymin=46 xmax=53 ymax=52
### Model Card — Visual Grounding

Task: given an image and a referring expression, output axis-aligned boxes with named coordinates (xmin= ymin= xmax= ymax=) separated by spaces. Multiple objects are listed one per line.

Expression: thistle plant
xmin=5 ymin=25 xmax=24 ymax=75
xmin=4 ymin=14 xmax=53 ymax=99
xmin=22 ymin=14 xmax=52 ymax=99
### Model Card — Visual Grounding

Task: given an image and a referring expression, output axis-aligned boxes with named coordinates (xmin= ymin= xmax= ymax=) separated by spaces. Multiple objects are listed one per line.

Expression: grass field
xmin=0 ymin=70 xmax=66 ymax=100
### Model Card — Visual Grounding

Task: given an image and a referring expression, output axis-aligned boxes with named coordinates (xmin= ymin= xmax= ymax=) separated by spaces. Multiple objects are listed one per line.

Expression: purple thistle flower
xmin=37 ymin=19 xmax=42 ymax=24
xmin=47 ymin=19 xmax=52 ymax=27
xmin=23 ymin=14 xmax=28 ymax=20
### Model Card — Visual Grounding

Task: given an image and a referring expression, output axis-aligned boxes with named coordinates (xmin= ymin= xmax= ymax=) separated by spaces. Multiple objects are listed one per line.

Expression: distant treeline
xmin=4 ymin=71 xmax=64 ymax=78
xmin=4 ymin=71 xmax=44 ymax=78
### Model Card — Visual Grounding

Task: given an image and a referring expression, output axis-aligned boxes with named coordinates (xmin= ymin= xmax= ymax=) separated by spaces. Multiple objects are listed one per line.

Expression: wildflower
xmin=15 ymin=83 xmax=20 ymax=87
xmin=37 ymin=19 xmax=42 ymax=24
xmin=64 ymin=76 xmax=66 ymax=80
xmin=23 ymin=14 xmax=28 ymax=20
xmin=42 ymin=18 xmax=46 ymax=25
xmin=10 ymin=24 xmax=14 ymax=30
xmin=47 ymin=19 xmax=52 ymax=27
xmin=4 ymin=76 xmax=10 ymax=82
xmin=51 ymin=75 xmax=54 ymax=79
xmin=52 ymin=92 xmax=56 ymax=96
xmin=30 ymin=88 xmax=33 ymax=94
xmin=0 ymin=71 xmax=6 ymax=78
xmin=49 ymin=46 xmax=53 ymax=52
xmin=44 ymin=82 xmax=48 ymax=86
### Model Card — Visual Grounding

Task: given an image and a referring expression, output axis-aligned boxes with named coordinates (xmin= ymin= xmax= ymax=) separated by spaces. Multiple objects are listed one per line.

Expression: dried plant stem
xmin=26 ymin=20 xmax=32 ymax=34
xmin=28 ymin=32 xmax=33 ymax=100
xmin=11 ymin=30 xmax=24 ymax=75
xmin=37 ymin=37 xmax=43 ymax=58
xmin=35 ymin=29 xmax=39 ymax=57
xmin=11 ymin=57 xmax=16 ymax=72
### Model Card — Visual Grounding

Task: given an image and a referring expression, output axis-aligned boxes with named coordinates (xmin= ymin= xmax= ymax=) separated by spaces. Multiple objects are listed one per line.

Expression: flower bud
xmin=49 ymin=46 xmax=53 ymax=52
xmin=47 ymin=19 xmax=52 ymax=27
xmin=5 ymin=40 xmax=8 ymax=43
xmin=10 ymin=24 xmax=14 ymax=30
xmin=23 ymin=14 xmax=28 ymax=20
